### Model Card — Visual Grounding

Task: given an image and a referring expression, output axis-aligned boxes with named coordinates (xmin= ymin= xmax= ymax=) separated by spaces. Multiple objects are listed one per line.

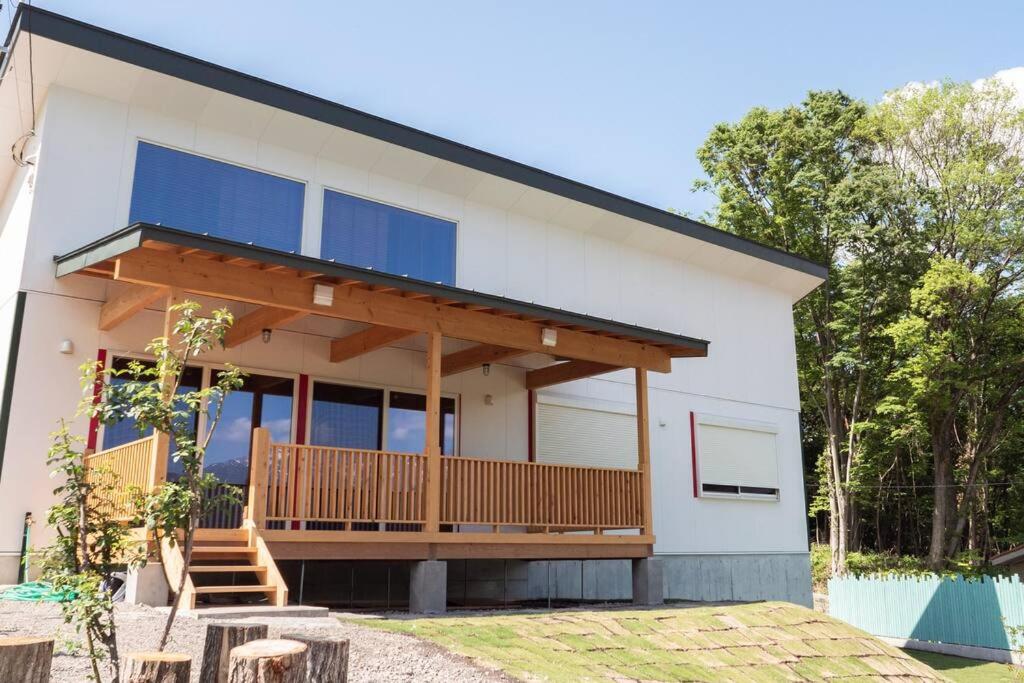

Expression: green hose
xmin=0 ymin=581 xmax=75 ymax=602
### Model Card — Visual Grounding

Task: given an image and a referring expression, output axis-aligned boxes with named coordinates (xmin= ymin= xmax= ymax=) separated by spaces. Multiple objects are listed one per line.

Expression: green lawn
xmin=354 ymin=601 xmax=944 ymax=681
xmin=906 ymin=650 xmax=1019 ymax=683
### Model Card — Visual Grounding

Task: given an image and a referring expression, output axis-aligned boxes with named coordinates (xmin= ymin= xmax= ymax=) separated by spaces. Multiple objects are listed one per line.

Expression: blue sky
xmin=16 ymin=1 xmax=1024 ymax=217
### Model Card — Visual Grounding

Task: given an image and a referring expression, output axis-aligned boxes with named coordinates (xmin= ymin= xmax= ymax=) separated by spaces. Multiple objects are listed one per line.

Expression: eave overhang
xmin=55 ymin=224 xmax=709 ymax=362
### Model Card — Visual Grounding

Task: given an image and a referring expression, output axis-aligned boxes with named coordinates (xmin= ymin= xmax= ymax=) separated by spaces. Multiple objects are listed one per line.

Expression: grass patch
xmin=906 ymin=650 xmax=1019 ymax=683
xmin=349 ymin=601 xmax=945 ymax=681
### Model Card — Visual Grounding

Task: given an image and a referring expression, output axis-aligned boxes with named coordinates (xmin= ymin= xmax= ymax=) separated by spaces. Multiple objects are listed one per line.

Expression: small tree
xmin=39 ymin=422 xmax=144 ymax=683
xmin=88 ymin=301 xmax=245 ymax=650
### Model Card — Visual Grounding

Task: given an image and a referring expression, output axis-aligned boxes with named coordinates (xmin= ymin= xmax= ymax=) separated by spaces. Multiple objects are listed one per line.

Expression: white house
xmin=0 ymin=6 xmax=824 ymax=611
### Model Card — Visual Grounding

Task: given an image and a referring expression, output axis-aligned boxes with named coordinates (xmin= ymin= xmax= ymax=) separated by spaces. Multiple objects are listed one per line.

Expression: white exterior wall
xmin=0 ymin=85 xmax=808 ymax=577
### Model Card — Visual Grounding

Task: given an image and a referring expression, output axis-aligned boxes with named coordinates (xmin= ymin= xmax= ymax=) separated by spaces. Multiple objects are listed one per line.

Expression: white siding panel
xmin=535 ymin=396 xmax=637 ymax=470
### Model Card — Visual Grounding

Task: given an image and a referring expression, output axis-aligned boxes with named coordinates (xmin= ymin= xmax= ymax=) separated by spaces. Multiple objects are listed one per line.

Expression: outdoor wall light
xmin=59 ymin=339 xmax=74 ymax=355
xmin=312 ymin=283 xmax=334 ymax=307
xmin=261 ymin=328 xmax=272 ymax=344
xmin=541 ymin=327 xmax=558 ymax=347
xmin=482 ymin=363 xmax=491 ymax=376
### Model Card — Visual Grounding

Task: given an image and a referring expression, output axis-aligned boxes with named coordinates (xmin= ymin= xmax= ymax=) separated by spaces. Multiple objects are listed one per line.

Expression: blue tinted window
xmin=129 ymin=142 xmax=304 ymax=252
xmin=320 ymin=190 xmax=456 ymax=284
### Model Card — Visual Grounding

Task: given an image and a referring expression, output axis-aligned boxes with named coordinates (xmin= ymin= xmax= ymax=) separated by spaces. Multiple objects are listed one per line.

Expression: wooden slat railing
xmin=83 ymin=435 xmax=160 ymax=522
xmin=257 ymin=443 xmax=428 ymax=525
xmin=440 ymin=456 xmax=644 ymax=531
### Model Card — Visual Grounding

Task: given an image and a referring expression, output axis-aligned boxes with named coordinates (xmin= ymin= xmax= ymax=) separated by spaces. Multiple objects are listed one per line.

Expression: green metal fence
xmin=828 ymin=573 xmax=1024 ymax=651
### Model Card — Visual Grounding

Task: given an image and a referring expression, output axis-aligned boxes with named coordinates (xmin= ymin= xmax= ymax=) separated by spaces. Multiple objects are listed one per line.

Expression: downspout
xmin=0 ymin=291 xmax=27 ymax=484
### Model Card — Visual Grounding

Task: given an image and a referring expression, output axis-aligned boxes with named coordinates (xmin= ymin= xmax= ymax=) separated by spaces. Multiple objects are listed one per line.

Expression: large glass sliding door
xmin=204 ymin=373 xmax=294 ymax=528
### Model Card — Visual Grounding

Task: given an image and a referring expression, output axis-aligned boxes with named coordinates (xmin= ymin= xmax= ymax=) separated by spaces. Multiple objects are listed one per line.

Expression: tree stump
xmin=228 ymin=639 xmax=306 ymax=683
xmin=280 ymin=633 xmax=349 ymax=683
xmin=0 ymin=637 xmax=53 ymax=683
xmin=200 ymin=622 xmax=269 ymax=683
xmin=124 ymin=651 xmax=190 ymax=683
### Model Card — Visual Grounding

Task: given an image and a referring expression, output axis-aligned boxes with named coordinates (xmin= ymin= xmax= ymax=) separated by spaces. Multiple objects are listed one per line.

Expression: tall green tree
xmin=865 ymin=79 xmax=1024 ymax=569
xmin=696 ymin=90 xmax=918 ymax=573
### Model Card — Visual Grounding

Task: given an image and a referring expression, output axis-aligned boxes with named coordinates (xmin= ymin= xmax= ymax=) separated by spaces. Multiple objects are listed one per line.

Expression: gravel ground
xmin=0 ymin=601 xmax=511 ymax=682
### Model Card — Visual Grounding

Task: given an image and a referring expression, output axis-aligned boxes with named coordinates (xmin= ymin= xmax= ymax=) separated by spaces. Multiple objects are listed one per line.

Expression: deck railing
xmin=253 ymin=441 xmax=428 ymax=525
xmin=84 ymin=434 xmax=165 ymax=521
xmin=440 ymin=456 xmax=643 ymax=531
xmin=248 ymin=429 xmax=645 ymax=534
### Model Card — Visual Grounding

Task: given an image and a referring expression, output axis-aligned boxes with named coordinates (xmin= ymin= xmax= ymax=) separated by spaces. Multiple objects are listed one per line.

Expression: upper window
xmin=692 ymin=413 xmax=780 ymax=500
xmin=320 ymin=190 xmax=456 ymax=285
xmin=129 ymin=142 xmax=305 ymax=253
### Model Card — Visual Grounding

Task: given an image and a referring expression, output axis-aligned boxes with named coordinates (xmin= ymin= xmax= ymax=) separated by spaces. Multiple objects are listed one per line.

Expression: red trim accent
xmin=527 ymin=390 xmax=535 ymax=462
xmin=86 ymin=349 xmax=108 ymax=451
xmin=295 ymin=374 xmax=309 ymax=445
xmin=689 ymin=411 xmax=699 ymax=498
xmin=291 ymin=374 xmax=310 ymax=529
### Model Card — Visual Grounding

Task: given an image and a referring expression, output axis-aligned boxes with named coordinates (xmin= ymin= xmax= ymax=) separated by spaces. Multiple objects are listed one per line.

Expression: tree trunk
xmin=928 ymin=431 xmax=953 ymax=570
xmin=228 ymin=640 xmax=306 ymax=683
xmin=201 ymin=623 xmax=269 ymax=683
xmin=124 ymin=652 xmax=190 ymax=683
xmin=280 ymin=634 xmax=349 ymax=683
xmin=0 ymin=637 xmax=53 ymax=683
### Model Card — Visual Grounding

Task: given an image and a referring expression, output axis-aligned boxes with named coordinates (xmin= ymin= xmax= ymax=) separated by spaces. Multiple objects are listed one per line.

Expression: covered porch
xmin=63 ymin=223 xmax=707 ymax=607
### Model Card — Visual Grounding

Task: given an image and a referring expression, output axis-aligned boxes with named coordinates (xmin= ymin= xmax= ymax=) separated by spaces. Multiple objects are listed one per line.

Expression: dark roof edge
xmin=16 ymin=5 xmax=827 ymax=282
xmin=55 ymin=223 xmax=710 ymax=354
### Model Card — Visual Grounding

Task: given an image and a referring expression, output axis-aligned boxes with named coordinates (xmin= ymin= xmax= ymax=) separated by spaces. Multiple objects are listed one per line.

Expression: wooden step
xmin=193 ymin=585 xmax=272 ymax=595
xmin=188 ymin=565 xmax=266 ymax=573
xmin=191 ymin=546 xmax=257 ymax=555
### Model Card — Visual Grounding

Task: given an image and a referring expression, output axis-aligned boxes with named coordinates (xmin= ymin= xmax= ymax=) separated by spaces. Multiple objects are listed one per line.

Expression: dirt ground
xmin=0 ymin=601 xmax=510 ymax=682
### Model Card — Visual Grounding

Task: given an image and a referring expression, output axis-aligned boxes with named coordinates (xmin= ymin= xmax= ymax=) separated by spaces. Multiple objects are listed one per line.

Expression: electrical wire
xmin=10 ymin=0 xmax=35 ymax=167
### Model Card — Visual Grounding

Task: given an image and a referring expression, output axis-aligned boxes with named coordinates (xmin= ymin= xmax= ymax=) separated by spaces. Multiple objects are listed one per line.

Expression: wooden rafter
xmin=98 ymin=284 xmax=168 ymax=331
xmin=525 ymin=360 xmax=621 ymax=390
xmin=329 ymin=325 xmax=417 ymax=363
xmin=223 ymin=306 xmax=307 ymax=348
xmin=111 ymin=249 xmax=673 ymax=372
xmin=441 ymin=344 xmax=528 ymax=376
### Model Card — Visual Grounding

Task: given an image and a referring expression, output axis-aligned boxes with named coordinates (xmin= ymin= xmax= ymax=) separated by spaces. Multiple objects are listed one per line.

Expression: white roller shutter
xmin=535 ymin=394 xmax=637 ymax=470
xmin=695 ymin=414 xmax=779 ymax=495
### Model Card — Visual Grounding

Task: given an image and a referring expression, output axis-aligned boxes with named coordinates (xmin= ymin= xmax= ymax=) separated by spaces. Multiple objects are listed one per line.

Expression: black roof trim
xmin=13 ymin=5 xmax=827 ymax=282
xmin=55 ymin=224 xmax=710 ymax=354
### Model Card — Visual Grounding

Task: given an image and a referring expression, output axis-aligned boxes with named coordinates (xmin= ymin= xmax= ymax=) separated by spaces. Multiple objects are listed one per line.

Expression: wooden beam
xmin=441 ymin=344 xmax=527 ymax=376
xmin=636 ymin=368 xmax=653 ymax=537
xmin=98 ymin=284 xmax=167 ymax=330
xmin=424 ymin=332 xmax=442 ymax=534
xmin=111 ymin=249 xmax=673 ymax=372
xmin=329 ymin=325 xmax=416 ymax=363
xmin=224 ymin=306 xmax=307 ymax=348
xmin=525 ymin=360 xmax=621 ymax=390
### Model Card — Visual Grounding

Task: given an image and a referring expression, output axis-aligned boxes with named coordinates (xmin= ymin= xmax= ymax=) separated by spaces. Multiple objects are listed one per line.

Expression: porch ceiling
xmin=55 ymin=224 xmax=708 ymax=373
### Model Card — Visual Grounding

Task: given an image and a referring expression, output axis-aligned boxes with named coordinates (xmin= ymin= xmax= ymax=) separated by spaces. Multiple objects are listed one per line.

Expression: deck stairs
xmin=161 ymin=522 xmax=288 ymax=609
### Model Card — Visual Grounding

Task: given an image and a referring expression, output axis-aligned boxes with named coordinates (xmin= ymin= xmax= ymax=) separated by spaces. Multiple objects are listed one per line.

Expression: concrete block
xmin=125 ymin=562 xmax=169 ymax=607
xmin=410 ymin=560 xmax=447 ymax=614
xmin=632 ymin=557 xmax=664 ymax=606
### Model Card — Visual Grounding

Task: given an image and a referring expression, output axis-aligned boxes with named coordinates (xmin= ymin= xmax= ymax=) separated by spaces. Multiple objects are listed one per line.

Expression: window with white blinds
xmin=694 ymin=413 xmax=780 ymax=499
xmin=534 ymin=395 xmax=638 ymax=470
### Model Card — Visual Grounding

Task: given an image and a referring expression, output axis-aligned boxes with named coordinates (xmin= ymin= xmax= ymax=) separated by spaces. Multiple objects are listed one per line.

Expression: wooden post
xmin=160 ymin=287 xmax=185 ymax=397
xmin=200 ymin=622 xmax=268 ymax=683
xmin=124 ymin=652 xmax=190 ymax=682
xmin=279 ymin=634 xmax=349 ymax=683
xmin=635 ymin=368 xmax=653 ymax=537
xmin=228 ymin=639 xmax=306 ymax=683
xmin=149 ymin=432 xmax=170 ymax=491
xmin=424 ymin=331 xmax=442 ymax=534
xmin=247 ymin=428 xmax=271 ymax=528
xmin=0 ymin=637 xmax=53 ymax=683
